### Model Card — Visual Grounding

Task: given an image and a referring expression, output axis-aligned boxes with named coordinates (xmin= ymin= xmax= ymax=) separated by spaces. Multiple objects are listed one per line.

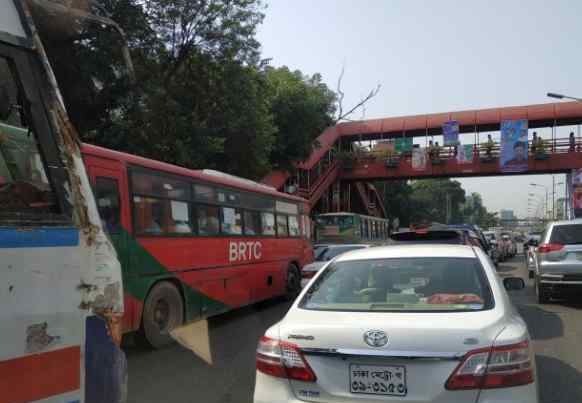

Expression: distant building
xmin=500 ymin=209 xmax=515 ymax=222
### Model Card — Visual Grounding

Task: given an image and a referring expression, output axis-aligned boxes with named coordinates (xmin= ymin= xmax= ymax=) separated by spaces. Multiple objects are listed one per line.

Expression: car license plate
xmin=349 ymin=364 xmax=407 ymax=396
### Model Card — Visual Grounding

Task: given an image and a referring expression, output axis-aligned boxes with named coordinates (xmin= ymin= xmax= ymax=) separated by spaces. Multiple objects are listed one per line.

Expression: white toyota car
xmin=254 ymin=245 xmax=537 ymax=403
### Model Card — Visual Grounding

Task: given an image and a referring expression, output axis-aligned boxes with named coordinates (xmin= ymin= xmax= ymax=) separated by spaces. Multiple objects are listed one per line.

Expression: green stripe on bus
xmin=111 ymin=229 xmax=229 ymax=322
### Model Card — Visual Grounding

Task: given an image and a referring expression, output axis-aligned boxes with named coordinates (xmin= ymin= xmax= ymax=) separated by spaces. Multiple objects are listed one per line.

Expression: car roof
xmin=550 ymin=219 xmax=582 ymax=226
xmin=326 ymin=244 xmax=370 ymax=248
xmin=334 ymin=244 xmax=477 ymax=262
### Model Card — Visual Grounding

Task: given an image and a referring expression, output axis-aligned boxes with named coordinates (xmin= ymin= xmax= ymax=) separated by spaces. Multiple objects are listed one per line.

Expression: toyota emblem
xmin=363 ymin=330 xmax=388 ymax=348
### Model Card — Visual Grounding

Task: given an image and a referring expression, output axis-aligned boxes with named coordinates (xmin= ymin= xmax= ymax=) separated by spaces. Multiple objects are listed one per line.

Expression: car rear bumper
xmin=254 ymin=372 xmax=302 ymax=403
xmin=254 ymin=371 xmax=538 ymax=403
xmin=477 ymin=382 xmax=538 ymax=403
xmin=539 ymin=273 xmax=582 ymax=285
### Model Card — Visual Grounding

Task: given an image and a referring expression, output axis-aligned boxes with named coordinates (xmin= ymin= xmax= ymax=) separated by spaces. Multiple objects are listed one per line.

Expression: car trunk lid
xmin=280 ymin=309 xmax=504 ymax=403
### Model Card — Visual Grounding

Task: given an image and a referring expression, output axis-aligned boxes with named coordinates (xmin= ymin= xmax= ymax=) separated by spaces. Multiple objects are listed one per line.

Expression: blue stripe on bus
xmin=0 ymin=227 xmax=79 ymax=248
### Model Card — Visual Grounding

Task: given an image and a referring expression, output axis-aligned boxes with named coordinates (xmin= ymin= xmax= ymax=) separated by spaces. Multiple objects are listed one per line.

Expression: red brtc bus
xmin=82 ymin=144 xmax=313 ymax=348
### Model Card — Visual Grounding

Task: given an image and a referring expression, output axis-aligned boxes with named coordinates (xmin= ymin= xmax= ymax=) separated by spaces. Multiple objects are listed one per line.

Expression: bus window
xmin=132 ymin=170 xmax=193 ymax=234
xmin=95 ymin=177 xmax=121 ymax=233
xmin=221 ymin=206 xmax=242 ymax=235
xmin=277 ymin=214 xmax=289 ymax=237
xmin=261 ymin=212 xmax=276 ymax=235
xmin=289 ymin=215 xmax=300 ymax=237
xmin=0 ymin=57 xmax=59 ymax=219
xmin=133 ymin=196 xmax=160 ymax=234
xmin=197 ymin=204 xmax=220 ymax=235
xmin=133 ymin=171 xmax=189 ymax=200
xmin=244 ymin=210 xmax=262 ymax=235
xmin=194 ymin=183 xmax=216 ymax=202
xmin=169 ymin=200 xmax=192 ymax=233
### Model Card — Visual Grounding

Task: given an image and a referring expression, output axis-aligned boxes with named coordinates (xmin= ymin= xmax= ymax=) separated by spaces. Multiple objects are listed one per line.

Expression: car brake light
xmin=302 ymin=270 xmax=316 ymax=279
xmin=537 ymin=243 xmax=564 ymax=254
xmin=446 ymin=340 xmax=534 ymax=390
xmin=256 ymin=336 xmax=317 ymax=382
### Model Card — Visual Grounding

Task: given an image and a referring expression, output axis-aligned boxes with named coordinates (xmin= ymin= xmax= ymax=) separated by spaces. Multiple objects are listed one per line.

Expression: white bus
xmin=0 ymin=1 xmax=125 ymax=401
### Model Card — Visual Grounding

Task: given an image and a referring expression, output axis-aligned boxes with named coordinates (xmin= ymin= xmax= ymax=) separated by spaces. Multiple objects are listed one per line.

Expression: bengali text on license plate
xmin=349 ymin=364 xmax=407 ymax=396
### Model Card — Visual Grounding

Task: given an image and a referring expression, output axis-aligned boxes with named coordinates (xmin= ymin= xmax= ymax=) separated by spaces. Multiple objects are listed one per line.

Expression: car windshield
xmin=300 ymin=257 xmax=493 ymax=312
xmin=315 ymin=245 xmax=366 ymax=261
xmin=550 ymin=225 xmax=582 ymax=245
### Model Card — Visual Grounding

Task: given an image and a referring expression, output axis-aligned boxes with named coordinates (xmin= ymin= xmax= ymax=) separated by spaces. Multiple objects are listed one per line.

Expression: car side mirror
xmin=503 ymin=277 xmax=525 ymax=291
xmin=0 ymin=85 xmax=11 ymax=120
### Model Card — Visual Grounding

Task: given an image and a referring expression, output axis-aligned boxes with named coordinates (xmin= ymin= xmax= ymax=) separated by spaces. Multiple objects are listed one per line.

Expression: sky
xmin=256 ymin=0 xmax=582 ymax=218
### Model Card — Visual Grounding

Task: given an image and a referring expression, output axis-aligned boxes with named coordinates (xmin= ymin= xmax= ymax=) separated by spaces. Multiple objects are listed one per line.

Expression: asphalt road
xmin=125 ymin=254 xmax=582 ymax=403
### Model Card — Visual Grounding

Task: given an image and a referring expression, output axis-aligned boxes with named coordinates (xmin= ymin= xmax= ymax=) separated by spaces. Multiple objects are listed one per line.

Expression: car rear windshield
xmin=299 ymin=257 xmax=493 ymax=312
xmin=390 ymin=231 xmax=462 ymax=244
xmin=550 ymin=225 xmax=582 ymax=245
xmin=315 ymin=245 xmax=367 ymax=262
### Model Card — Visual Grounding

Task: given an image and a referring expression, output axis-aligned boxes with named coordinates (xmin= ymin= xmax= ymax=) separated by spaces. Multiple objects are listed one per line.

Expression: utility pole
xmin=552 ymin=175 xmax=556 ymax=221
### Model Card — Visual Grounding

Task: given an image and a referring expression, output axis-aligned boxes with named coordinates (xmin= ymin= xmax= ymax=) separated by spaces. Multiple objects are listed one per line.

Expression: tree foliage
xmin=39 ymin=0 xmax=337 ymax=180
xmin=377 ymin=178 xmax=498 ymax=229
xmin=266 ymin=67 xmax=336 ymax=171
xmin=410 ymin=179 xmax=466 ymax=224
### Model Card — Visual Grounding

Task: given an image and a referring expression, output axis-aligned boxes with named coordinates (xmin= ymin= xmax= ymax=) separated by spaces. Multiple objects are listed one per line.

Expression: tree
xmin=409 ymin=179 xmax=466 ymax=224
xmin=142 ymin=0 xmax=266 ymax=80
xmin=334 ymin=65 xmax=381 ymax=123
xmin=266 ymin=67 xmax=336 ymax=171
xmin=375 ymin=180 xmax=414 ymax=228
xmin=461 ymin=192 xmax=499 ymax=228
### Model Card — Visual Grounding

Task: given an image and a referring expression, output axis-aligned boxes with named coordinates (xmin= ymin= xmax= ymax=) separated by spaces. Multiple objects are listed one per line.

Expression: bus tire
xmin=285 ymin=264 xmax=301 ymax=299
xmin=136 ymin=281 xmax=184 ymax=349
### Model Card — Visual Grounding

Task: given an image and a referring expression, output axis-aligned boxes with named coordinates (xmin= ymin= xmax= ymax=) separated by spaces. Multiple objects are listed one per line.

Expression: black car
xmin=390 ymin=228 xmax=469 ymax=244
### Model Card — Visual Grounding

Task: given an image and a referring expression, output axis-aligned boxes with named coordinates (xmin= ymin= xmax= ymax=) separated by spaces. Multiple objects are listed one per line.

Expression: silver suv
xmin=534 ymin=220 xmax=582 ymax=303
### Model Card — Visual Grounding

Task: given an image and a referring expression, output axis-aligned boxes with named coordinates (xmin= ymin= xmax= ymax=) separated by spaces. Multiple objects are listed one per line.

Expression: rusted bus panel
xmin=18 ymin=0 xmax=125 ymax=317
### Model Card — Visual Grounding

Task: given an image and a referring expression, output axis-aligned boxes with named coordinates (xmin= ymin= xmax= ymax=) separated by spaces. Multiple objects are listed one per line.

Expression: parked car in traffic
xmin=301 ymin=244 xmax=371 ymax=287
xmin=449 ymin=224 xmax=499 ymax=266
xmin=533 ymin=220 xmax=582 ymax=303
xmin=254 ymin=244 xmax=537 ymax=403
xmin=500 ymin=233 xmax=516 ymax=258
xmin=525 ymin=233 xmax=542 ymax=278
xmin=390 ymin=228 xmax=468 ymax=245
xmin=484 ymin=231 xmax=507 ymax=262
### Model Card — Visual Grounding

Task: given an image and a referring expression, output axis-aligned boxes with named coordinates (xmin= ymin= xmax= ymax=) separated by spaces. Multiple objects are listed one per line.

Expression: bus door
xmin=85 ymin=163 xmax=134 ymax=328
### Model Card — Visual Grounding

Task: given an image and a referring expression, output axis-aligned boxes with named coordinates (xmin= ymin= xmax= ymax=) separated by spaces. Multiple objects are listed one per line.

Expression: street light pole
xmin=547 ymin=92 xmax=582 ymax=102
xmin=552 ymin=181 xmax=565 ymax=220
xmin=530 ymin=183 xmax=549 ymax=220
xmin=528 ymin=194 xmax=545 ymax=219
